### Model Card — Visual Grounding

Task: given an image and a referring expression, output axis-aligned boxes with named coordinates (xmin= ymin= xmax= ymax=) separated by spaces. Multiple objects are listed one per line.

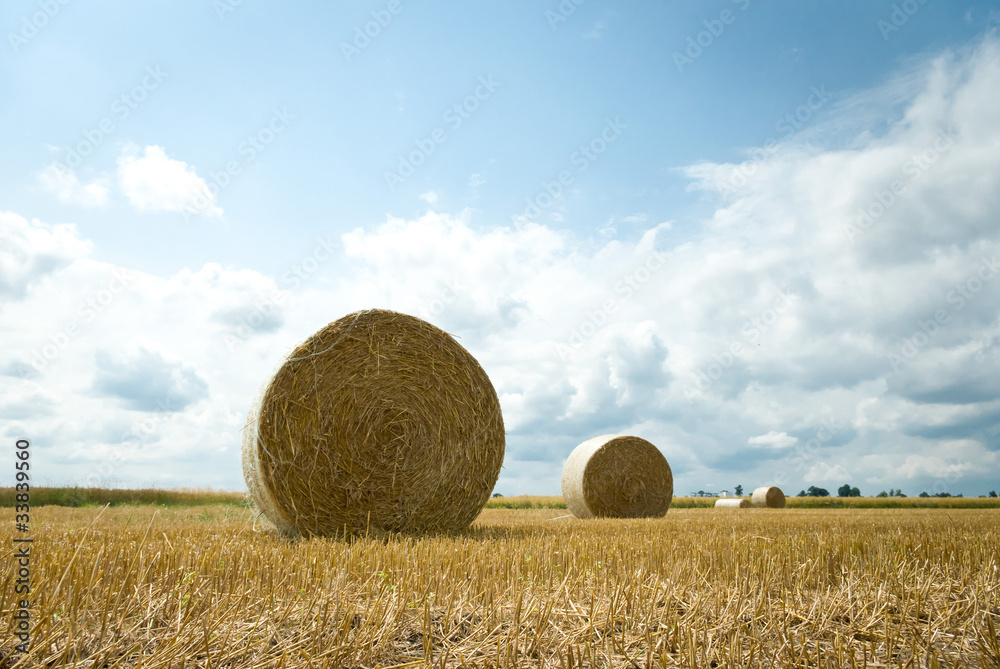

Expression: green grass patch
xmin=0 ymin=486 xmax=247 ymax=508
xmin=485 ymin=495 xmax=566 ymax=509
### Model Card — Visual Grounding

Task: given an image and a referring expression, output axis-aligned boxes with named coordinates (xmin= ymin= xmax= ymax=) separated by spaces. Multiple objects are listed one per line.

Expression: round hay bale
xmin=715 ymin=498 xmax=751 ymax=508
xmin=561 ymin=435 xmax=673 ymax=519
xmin=242 ymin=309 xmax=505 ymax=536
xmin=751 ymin=486 xmax=786 ymax=508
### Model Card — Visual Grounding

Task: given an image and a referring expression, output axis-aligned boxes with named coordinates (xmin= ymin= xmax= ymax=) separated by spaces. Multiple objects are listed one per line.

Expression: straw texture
xmin=561 ymin=435 xmax=673 ymax=519
xmin=715 ymin=498 xmax=751 ymax=508
xmin=751 ymin=486 xmax=786 ymax=508
xmin=242 ymin=309 xmax=505 ymax=536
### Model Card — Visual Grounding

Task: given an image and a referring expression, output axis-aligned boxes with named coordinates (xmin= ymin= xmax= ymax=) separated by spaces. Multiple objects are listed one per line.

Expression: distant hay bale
xmin=715 ymin=498 xmax=751 ymax=508
xmin=752 ymin=486 xmax=786 ymax=508
xmin=561 ymin=435 xmax=673 ymax=519
xmin=242 ymin=309 xmax=505 ymax=537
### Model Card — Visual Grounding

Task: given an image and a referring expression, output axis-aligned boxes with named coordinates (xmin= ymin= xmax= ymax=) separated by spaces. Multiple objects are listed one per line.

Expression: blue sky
xmin=2 ymin=1 xmax=1000 ymax=497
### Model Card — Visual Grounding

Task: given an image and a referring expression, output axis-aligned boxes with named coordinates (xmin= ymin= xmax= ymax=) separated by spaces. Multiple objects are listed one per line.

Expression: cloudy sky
xmin=2 ymin=1 xmax=999 ymax=497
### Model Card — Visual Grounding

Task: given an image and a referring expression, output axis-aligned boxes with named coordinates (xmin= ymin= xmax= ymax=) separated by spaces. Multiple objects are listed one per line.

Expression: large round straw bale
xmin=715 ymin=498 xmax=751 ymax=508
xmin=751 ymin=486 xmax=786 ymax=508
xmin=242 ymin=309 xmax=505 ymax=536
xmin=561 ymin=435 xmax=673 ymax=519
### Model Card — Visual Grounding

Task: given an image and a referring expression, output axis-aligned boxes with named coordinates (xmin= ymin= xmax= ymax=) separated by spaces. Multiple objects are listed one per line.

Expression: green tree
xmin=734 ymin=485 xmax=743 ymax=496
xmin=876 ymin=490 xmax=888 ymax=498
xmin=919 ymin=491 xmax=929 ymax=497
xmin=838 ymin=484 xmax=852 ymax=497
xmin=806 ymin=486 xmax=830 ymax=497
xmin=850 ymin=486 xmax=861 ymax=497
xmin=989 ymin=490 xmax=997 ymax=498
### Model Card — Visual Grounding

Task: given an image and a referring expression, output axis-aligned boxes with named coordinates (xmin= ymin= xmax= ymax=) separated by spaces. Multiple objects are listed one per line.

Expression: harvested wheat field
xmin=3 ymin=504 xmax=1000 ymax=668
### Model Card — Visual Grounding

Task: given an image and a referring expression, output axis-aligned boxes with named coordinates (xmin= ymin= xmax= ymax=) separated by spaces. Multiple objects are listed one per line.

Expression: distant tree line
xmin=498 ymin=487 xmax=996 ymax=501
xmin=795 ymin=486 xmax=999 ymax=499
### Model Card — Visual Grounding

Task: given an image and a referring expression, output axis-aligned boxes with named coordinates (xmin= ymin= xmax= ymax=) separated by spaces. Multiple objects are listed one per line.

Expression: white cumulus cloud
xmin=748 ymin=431 xmax=798 ymax=449
xmin=0 ymin=211 xmax=93 ymax=299
xmin=805 ymin=462 xmax=851 ymax=483
xmin=37 ymin=164 xmax=110 ymax=207
xmin=117 ymin=144 xmax=222 ymax=217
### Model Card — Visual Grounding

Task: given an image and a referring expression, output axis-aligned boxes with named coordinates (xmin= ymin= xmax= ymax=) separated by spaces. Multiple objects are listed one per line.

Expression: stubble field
xmin=3 ymin=503 xmax=999 ymax=668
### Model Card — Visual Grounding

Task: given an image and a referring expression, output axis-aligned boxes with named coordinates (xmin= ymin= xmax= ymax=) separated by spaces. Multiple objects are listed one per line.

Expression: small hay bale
xmin=715 ymin=498 xmax=751 ymax=508
xmin=751 ymin=486 xmax=786 ymax=508
xmin=561 ymin=435 xmax=673 ymax=519
xmin=242 ymin=309 xmax=505 ymax=536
